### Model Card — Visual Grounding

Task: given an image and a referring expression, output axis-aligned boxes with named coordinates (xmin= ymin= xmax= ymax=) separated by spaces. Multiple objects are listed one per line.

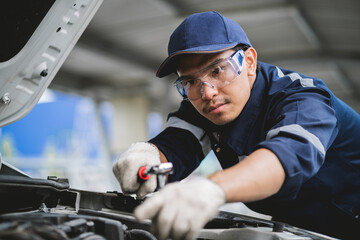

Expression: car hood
xmin=0 ymin=0 xmax=102 ymax=128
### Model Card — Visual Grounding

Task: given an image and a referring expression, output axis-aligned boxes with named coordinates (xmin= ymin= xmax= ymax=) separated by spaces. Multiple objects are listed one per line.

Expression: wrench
xmin=138 ymin=162 xmax=173 ymax=190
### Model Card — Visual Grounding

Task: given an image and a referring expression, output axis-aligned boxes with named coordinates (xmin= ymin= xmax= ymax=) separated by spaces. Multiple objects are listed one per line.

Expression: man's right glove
xmin=112 ymin=142 xmax=160 ymax=199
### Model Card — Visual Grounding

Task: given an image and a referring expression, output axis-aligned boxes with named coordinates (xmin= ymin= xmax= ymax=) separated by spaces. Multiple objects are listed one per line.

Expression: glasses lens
xmin=175 ymin=80 xmax=187 ymax=98
xmin=175 ymin=50 xmax=244 ymax=100
xmin=203 ymin=61 xmax=238 ymax=88
xmin=182 ymin=79 xmax=201 ymax=100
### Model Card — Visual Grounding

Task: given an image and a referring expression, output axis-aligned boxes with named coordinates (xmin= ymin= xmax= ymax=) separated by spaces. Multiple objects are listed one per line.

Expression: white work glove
xmin=134 ymin=177 xmax=226 ymax=240
xmin=112 ymin=142 xmax=160 ymax=199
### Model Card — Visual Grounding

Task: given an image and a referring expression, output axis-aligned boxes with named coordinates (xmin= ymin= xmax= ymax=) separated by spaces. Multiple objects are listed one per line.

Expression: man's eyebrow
xmin=178 ymin=57 xmax=226 ymax=79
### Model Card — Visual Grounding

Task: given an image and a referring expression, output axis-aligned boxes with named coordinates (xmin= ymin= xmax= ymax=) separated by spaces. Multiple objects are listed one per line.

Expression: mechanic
xmin=113 ymin=11 xmax=360 ymax=240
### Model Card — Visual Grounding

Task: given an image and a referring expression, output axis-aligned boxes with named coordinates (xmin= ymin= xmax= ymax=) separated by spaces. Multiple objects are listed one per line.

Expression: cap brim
xmin=156 ymin=43 xmax=238 ymax=78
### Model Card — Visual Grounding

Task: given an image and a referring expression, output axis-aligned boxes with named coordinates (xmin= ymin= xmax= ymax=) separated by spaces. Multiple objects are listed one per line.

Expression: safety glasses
xmin=174 ymin=50 xmax=245 ymax=100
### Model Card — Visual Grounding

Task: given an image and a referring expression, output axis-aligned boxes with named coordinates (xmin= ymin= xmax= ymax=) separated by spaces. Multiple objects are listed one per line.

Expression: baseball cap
xmin=156 ymin=11 xmax=252 ymax=78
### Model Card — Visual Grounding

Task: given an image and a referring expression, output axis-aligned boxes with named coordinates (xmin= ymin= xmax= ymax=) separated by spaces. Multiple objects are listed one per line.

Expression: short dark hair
xmin=232 ymin=44 xmax=250 ymax=51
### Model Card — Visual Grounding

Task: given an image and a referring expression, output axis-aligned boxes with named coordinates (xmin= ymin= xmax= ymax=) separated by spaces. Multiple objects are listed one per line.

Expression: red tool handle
xmin=138 ymin=166 xmax=150 ymax=181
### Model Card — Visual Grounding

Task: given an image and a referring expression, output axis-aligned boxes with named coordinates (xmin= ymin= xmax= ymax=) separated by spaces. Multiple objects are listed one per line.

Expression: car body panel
xmin=0 ymin=0 xmax=102 ymax=127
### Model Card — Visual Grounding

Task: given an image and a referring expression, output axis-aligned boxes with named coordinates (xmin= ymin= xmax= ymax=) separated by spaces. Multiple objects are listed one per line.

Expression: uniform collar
xmin=219 ymin=66 xmax=267 ymax=154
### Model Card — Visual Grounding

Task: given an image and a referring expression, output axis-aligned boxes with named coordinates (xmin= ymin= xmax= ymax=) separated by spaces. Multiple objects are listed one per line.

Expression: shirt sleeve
xmin=149 ymin=101 xmax=213 ymax=181
xmin=149 ymin=127 xmax=204 ymax=182
xmin=256 ymin=88 xmax=338 ymax=200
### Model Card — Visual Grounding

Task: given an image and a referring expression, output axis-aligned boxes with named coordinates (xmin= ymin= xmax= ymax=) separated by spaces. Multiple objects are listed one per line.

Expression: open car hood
xmin=0 ymin=0 xmax=102 ymax=127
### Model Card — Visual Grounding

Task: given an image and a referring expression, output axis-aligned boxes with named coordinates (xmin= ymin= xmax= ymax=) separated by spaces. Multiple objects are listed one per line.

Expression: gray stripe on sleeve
xmin=277 ymin=67 xmax=314 ymax=87
xmin=266 ymin=124 xmax=325 ymax=155
xmin=165 ymin=116 xmax=211 ymax=156
xmin=287 ymin=73 xmax=315 ymax=87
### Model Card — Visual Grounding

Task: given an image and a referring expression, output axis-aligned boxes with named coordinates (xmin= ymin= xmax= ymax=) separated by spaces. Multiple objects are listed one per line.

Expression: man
xmin=113 ymin=11 xmax=360 ymax=240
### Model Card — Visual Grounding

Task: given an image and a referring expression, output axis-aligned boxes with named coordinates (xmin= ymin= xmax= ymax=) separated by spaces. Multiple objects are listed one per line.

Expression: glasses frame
xmin=174 ymin=50 xmax=245 ymax=100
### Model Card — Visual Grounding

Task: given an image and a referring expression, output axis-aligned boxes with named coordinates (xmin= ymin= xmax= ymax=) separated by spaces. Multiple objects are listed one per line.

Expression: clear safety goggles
xmin=174 ymin=50 xmax=245 ymax=100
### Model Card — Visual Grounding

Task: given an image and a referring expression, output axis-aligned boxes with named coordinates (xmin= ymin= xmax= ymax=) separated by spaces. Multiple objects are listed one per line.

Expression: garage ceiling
xmin=52 ymin=0 xmax=360 ymax=113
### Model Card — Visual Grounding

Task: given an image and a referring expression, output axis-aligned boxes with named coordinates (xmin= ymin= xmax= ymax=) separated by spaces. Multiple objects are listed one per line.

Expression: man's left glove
xmin=134 ymin=177 xmax=226 ymax=240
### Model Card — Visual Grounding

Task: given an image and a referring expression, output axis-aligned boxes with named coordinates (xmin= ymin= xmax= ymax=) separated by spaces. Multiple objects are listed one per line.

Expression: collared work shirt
xmin=149 ymin=62 xmax=360 ymax=239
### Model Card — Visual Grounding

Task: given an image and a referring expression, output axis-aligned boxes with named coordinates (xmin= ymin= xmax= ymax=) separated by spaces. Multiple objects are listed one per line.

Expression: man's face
xmin=176 ymin=48 xmax=257 ymax=125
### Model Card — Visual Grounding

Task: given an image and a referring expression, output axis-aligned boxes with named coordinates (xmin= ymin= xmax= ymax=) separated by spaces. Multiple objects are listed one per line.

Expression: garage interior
xmin=49 ymin=0 xmax=360 ymax=153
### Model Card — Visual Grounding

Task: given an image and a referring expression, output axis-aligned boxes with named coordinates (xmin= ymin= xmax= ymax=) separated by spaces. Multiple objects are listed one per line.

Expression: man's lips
xmin=202 ymin=98 xmax=231 ymax=114
xmin=207 ymin=103 xmax=226 ymax=113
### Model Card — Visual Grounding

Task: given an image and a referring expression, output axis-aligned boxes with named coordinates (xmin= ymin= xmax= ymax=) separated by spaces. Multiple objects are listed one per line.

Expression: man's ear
xmin=245 ymin=47 xmax=257 ymax=77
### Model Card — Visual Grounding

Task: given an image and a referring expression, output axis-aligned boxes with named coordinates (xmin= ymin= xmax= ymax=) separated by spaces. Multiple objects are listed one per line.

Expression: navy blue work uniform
xmin=149 ymin=62 xmax=360 ymax=239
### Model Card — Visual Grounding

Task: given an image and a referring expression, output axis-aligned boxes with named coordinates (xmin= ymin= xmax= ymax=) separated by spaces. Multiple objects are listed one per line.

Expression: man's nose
xmin=200 ymin=82 xmax=218 ymax=100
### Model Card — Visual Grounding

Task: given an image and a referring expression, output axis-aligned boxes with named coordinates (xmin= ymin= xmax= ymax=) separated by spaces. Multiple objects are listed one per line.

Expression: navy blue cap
xmin=156 ymin=11 xmax=252 ymax=78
